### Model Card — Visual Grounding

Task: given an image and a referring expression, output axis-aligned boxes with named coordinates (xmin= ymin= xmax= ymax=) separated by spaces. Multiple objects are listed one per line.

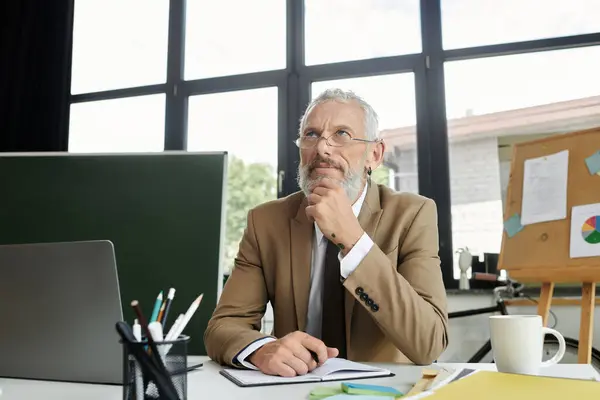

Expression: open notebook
xmin=220 ymin=358 xmax=395 ymax=387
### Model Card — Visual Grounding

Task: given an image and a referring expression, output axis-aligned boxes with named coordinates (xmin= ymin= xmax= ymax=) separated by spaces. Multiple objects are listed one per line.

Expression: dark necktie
xmin=320 ymin=239 xmax=347 ymax=358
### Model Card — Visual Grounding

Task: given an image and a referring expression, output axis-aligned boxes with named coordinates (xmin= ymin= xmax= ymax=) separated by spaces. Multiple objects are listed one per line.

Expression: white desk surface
xmin=1 ymin=356 xmax=599 ymax=399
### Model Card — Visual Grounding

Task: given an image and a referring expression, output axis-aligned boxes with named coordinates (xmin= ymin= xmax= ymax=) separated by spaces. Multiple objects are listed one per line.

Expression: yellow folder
xmin=423 ymin=370 xmax=600 ymax=399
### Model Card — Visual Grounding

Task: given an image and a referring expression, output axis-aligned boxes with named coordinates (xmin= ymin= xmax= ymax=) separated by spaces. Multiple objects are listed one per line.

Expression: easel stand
xmin=510 ymin=268 xmax=598 ymax=363
xmin=499 ymin=128 xmax=600 ymax=365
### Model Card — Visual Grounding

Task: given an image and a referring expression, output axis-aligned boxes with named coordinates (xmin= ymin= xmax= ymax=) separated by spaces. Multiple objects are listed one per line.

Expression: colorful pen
xmin=149 ymin=291 xmax=163 ymax=323
xmin=156 ymin=299 xmax=167 ymax=323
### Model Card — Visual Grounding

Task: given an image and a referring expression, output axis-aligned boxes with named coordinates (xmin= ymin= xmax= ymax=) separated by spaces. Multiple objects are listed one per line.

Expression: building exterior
xmin=381 ymin=96 xmax=600 ymax=277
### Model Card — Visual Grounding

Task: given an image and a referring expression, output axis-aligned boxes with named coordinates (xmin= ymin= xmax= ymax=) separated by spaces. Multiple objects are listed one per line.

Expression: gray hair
xmin=298 ymin=88 xmax=379 ymax=140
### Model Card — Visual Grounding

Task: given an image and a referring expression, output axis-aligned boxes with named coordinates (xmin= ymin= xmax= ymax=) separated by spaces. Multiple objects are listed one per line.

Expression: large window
xmin=312 ymin=74 xmax=418 ymax=193
xmin=445 ymin=46 xmax=600 ymax=278
xmin=69 ymin=95 xmax=166 ymax=153
xmin=304 ymin=0 xmax=421 ymax=65
xmin=69 ymin=1 xmax=600 ymax=288
xmin=441 ymin=0 xmax=600 ymax=49
xmin=70 ymin=0 xmax=169 ymax=94
xmin=184 ymin=0 xmax=286 ymax=79
xmin=187 ymin=88 xmax=278 ymax=275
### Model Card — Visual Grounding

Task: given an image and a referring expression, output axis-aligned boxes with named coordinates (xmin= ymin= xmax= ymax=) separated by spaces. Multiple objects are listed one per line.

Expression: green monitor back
xmin=0 ymin=151 xmax=227 ymax=355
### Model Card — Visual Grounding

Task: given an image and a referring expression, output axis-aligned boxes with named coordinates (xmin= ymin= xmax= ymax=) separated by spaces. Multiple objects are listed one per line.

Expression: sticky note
xmin=504 ymin=214 xmax=524 ymax=238
xmin=342 ymin=382 xmax=403 ymax=396
xmin=585 ymin=151 xmax=600 ymax=175
xmin=309 ymin=386 xmax=343 ymax=400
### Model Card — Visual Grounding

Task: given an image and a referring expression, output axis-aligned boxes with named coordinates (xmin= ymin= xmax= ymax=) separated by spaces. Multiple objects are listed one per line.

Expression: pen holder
xmin=122 ymin=335 xmax=190 ymax=400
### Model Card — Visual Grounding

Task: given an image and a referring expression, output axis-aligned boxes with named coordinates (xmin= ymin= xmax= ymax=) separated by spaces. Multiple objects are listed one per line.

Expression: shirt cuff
xmin=235 ymin=337 xmax=277 ymax=369
xmin=339 ymin=232 xmax=374 ymax=279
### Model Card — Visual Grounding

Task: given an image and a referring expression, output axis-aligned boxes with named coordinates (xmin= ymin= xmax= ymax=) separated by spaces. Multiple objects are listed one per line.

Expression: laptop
xmin=0 ymin=240 xmax=124 ymax=384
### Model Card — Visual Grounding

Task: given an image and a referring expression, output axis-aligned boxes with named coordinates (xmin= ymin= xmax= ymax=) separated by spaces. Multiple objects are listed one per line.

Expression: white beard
xmin=297 ymin=161 xmax=364 ymax=201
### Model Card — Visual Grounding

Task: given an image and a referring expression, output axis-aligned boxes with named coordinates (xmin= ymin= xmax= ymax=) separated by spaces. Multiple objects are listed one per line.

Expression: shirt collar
xmin=314 ymin=182 xmax=369 ymax=244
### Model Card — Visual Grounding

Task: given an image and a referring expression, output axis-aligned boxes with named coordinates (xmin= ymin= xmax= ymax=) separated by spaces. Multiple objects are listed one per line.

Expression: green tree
xmin=371 ymin=164 xmax=391 ymax=186
xmin=223 ymin=156 xmax=276 ymax=275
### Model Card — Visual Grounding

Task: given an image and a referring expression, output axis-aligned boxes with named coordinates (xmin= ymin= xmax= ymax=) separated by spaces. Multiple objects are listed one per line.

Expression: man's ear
xmin=369 ymin=140 xmax=386 ymax=169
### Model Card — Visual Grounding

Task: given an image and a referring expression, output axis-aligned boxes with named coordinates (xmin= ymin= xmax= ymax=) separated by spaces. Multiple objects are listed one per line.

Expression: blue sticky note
xmin=585 ymin=151 xmax=600 ymax=175
xmin=504 ymin=214 xmax=524 ymax=238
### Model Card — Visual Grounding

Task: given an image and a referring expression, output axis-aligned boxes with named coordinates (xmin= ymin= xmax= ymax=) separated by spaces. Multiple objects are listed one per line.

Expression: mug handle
xmin=540 ymin=327 xmax=566 ymax=367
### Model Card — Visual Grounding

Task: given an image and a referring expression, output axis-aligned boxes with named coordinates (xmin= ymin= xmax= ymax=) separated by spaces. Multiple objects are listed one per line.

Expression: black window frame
xmin=69 ymin=0 xmax=600 ymax=290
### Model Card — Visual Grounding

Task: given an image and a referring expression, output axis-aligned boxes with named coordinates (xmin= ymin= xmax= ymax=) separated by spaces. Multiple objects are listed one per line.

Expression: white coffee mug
xmin=489 ymin=315 xmax=566 ymax=375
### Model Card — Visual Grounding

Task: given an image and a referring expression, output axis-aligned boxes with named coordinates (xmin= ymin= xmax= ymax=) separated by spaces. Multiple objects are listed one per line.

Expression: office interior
xmin=2 ymin=0 xmax=600 ymax=382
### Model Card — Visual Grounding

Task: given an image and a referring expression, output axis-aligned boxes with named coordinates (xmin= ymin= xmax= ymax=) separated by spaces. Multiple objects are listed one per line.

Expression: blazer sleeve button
xmin=355 ymin=287 xmax=364 ymax=295
xmin=371 ymin=303 xmax=379 ymax=312
xmin=360 ymin=292 xmax=368 ymax=302
xmin=365 ymin=298 xmax=374 ymax=307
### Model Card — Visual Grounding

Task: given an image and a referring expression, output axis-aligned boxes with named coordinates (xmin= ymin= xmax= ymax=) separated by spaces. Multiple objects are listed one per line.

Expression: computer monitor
xmin=0 ymin=240 xmax=124 ymax=384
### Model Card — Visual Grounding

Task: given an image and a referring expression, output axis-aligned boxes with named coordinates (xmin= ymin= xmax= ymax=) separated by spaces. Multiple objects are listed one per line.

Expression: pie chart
xmin=582 ymin=216 xmax=600 ymax=244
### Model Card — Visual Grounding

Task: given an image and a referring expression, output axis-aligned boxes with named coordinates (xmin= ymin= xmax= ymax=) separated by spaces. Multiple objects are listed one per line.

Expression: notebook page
xmin=321 ymin=369 xmax=393 ymax=382
xmin=311 ymin=358 xmax=390 ymax=378
xmin=221 ymin=368 xmax=321 ymax=386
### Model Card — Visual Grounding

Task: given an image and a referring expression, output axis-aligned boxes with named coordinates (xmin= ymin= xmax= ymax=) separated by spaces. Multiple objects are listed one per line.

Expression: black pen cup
xmin=122 ymin=335 xmax=190 ymax=400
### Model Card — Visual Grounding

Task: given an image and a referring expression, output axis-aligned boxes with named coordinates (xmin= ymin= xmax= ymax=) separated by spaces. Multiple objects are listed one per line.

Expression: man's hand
xmin=247 ymin=331 xmax=339 ymax=377
xmin=305 ymin=178 xmax=364 ymax=255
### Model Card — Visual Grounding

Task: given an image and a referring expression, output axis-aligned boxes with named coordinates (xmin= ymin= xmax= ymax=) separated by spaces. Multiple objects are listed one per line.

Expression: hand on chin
xmin=304 ymin=177 xmax=364 ymax=254
xmin=309 ymin=173 xmax=343 ymax=193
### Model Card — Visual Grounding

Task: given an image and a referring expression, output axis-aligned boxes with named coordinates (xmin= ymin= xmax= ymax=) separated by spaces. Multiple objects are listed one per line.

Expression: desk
xmin=1 ymin=356 xmax=599 ymax=399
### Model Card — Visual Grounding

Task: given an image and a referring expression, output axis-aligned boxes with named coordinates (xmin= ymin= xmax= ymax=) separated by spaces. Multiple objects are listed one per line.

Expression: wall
xmin=391 ymin=138 xmax=505 ymax=277
xmin=449 ymin=137 xmax=501 ymax=206
xmin=391 ymin=146 xmax=419 ymax=194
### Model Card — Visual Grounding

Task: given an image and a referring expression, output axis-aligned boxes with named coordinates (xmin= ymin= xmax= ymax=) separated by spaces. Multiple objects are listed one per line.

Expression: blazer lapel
xmin=345 ymin=182 xmax=383 ymax=346
xmin=290 ymin=197 xmax=313 ymax=331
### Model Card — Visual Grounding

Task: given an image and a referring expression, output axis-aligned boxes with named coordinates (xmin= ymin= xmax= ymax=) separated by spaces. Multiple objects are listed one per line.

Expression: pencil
xmin=171 ymin=294 xmax=202 ymax=339
xmin=149 ymin=291 xmax=163 ymax=323
xmin=156 ymin=299 xmax=167 ymax=324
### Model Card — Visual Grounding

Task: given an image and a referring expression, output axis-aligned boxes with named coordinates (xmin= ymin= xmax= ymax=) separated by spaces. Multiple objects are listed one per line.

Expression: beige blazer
xmin=204 ymin=182 xmax=448 ymax=366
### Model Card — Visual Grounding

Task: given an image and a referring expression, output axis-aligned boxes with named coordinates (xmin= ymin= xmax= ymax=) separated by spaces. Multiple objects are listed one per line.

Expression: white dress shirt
xmin=235 ymin=184 xmax=374 ymax=369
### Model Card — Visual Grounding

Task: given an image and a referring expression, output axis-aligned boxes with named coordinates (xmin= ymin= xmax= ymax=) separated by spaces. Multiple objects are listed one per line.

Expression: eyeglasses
xmin=294 ymin=133 xmax=379 ymax=149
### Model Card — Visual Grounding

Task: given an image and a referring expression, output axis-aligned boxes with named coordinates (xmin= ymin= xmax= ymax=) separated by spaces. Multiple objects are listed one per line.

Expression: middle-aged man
xmin=205 ymin=88 xmax=448 ymax=377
